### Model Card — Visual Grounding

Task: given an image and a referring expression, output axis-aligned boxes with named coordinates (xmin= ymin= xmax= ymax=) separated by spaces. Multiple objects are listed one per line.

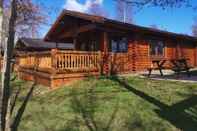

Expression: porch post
xmin=50 ymin=48 xmax=58 ymax=88
xmin=73 ymin=22 xmax=78 ymax=50
xmin=73 ymin=34 xmax=78 ymax=50
xmin=176 ymin=42 xmax=181 ymax=58
xmin=100 ymin=32 xmax=109 ymax=76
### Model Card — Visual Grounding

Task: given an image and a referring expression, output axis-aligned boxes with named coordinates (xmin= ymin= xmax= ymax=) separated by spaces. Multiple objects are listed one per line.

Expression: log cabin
xmin=15 ymin=9 xmax=197 ymax=88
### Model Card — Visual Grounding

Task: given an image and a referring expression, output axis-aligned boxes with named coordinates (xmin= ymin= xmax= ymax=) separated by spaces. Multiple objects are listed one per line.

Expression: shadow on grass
xmin=64 ymin=83 xmax=120 ymax=131
xmin=109 ymin=76 xmax=197 ymax=131
xmin=11 ymin=83 xmax=36 ymax=131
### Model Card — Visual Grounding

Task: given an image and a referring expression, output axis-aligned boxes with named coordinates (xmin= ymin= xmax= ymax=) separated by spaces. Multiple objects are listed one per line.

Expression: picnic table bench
xmin=147 ymin=59 xmax=167 ymax=77
xmin=147 ymin=58 xmax=193 ymax=77
xmin=170 ymin=58 xmax=193 ymax=77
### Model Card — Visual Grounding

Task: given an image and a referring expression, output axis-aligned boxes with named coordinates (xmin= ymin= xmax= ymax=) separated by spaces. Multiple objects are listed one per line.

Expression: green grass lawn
xmin=13 ymin=76 xmax=197 ymax=131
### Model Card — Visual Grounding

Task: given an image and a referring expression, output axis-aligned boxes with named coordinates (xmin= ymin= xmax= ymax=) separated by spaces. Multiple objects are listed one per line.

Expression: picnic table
xmin=170 ymin=58 xmax=192 ymax=77
xmin=147 ymin=59 xmax=167 ymax=77
xmin=147 ymin=58 xmax=192 ymax=77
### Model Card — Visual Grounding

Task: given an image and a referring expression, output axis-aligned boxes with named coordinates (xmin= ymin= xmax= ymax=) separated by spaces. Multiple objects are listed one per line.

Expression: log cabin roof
xmin=16 ymin=38 xmax=74 ymax=51
xmin=45 ymin=9 xmax=197 ymax=42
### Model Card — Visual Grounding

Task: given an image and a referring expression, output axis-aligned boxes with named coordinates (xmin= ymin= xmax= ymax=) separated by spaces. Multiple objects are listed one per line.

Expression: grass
xmin=12 ymin=76 xmax=197 ymax=131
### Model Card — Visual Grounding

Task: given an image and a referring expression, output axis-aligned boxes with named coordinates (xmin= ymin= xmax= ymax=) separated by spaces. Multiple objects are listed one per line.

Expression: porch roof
xmin=16 ymin=38 xmax=74 ymax=51
xmin=44 ymin=9 xmax=197 ymax=43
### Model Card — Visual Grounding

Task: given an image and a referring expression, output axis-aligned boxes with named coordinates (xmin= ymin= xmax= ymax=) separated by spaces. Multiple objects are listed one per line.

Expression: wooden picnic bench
xmin=170 ymin=58 xmax=193 ymax=77
xmin=147 ymin=59 xmax=167 ymax=77
xmin=147 ymin=58 xmax=193 ymax=77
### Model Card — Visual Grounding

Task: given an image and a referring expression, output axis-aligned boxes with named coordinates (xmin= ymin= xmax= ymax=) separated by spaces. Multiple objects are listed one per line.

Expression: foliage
xmin=192 ymin=17 xmax=197 ymax=37
xmin=88 ymin=2 xmax=108 ymax=17
xmin=115 ymin=0 xmax=133 ymax=23
xmin=115 ymin=0 xmax=193 ymax=9
xmin=3 ymin=0 xmax=48 ymax=39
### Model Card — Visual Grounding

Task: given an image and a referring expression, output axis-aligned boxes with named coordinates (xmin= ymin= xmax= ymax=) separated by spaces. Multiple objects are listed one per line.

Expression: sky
xmin=39 ymin=0 xmax=197 ymax=37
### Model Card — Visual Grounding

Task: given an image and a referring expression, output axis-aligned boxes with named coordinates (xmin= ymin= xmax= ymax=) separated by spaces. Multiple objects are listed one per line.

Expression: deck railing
xmin=54 ymin=51 xmax=101 ymax=72
xmin=18 ymin=50 xmax=101 ymax=73
xmin=18 ymin=51 xmax=52 ymax=70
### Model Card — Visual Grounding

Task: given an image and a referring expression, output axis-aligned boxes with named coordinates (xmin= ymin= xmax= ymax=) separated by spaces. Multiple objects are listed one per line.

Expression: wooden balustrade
xmin=54 ymin=51 xmax=101 ymax=72
xmin=18 ymin=51 xmax=52 ymax=71
xmin=18 ymin=50 xmax=101 ymax=73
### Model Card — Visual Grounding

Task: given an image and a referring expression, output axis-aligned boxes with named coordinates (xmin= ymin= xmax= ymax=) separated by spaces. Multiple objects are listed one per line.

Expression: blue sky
xmin=39 ymin=0 xmax=197 ymax=37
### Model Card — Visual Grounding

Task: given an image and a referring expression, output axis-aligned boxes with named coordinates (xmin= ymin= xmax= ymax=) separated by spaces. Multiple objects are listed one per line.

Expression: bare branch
xmin=114 ymin=0 xmax=192 ymax=9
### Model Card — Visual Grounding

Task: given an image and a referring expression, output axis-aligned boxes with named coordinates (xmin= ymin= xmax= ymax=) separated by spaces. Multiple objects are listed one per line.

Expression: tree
xmin=3 ymin=0 xmax=47 ymax=39
xmin=116 ymin=0 xmax=133 ymax=23
xmin=192 ymin=24 xmax=197 ymax=37
xmin=0 ymin=0 xmax=47 ymax=53
xmin=16 ymin=0 xmax=47 ymax=38
xmin=0 ymin=0 xmax=48 ymax=51
xmin=0 ymin=0 xmax=48 ymax=131
xmin=114 ymin=0 xmax=192 ymax=9
xmin=88 ymin=2 xmax=107 ymax=17
xmin=0 ymin=0 xmax=3 ymax=129
xmin=0 ymin=0 xmax=3 ymax=41
xmin=192 ymin=18 xmax=197 ymax=37
xmin=0 ymin=0 xmax=4 ymax=54
xmin=1 ymin=0 xmax=17 ymax=130
xmin=150 ymin=24 xmax=159 ymax=29
xmin=114 ymin=0 xmax=193 ymax=23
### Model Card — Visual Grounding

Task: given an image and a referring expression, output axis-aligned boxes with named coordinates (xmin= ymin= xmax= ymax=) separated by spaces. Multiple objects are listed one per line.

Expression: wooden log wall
xmin=180 ymin=44 xmax=196 ymax=66
xmin=132 ymin=38 xmax=197 ymax=71
xmin=135 ymin=40 xmax=151 ymax=71
xmin=165 ymin=40 xmax=176 ymax=59
xmin=109 ymin=53 xmax=131 ymax=74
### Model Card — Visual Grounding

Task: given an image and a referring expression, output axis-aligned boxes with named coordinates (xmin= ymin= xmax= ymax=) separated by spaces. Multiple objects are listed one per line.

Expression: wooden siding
xmin=180 ymin=44 xmax=196 ymax=66
xmin=135 ymin=40 xmax=151 ymax=71
xmin=109 ymin=53 xmax=131 ymax=74
xmin=165 ymin=40 xmax=176 ymax=59
xmin=132 ymin=38 xmax=197 ymax=71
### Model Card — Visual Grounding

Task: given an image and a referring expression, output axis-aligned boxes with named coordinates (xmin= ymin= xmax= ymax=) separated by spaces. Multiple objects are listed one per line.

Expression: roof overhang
xmin=44 ymin=9 xmax=197 ymax=43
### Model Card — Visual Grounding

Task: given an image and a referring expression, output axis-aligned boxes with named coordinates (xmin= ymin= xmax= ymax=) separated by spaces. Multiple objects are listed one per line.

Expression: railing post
xmin=98 ymin=51 xmax=102 ymax=75
xmin=34 ymin=52 xmax=39 ymax=71
xmin=51 ymin=49 xmax=58 ymax=74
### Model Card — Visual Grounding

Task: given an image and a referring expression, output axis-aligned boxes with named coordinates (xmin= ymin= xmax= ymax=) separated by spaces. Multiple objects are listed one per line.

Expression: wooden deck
xmin=16 ymin=49 xmax=136 ymax=88
xmin=17 ymin=50 xmax=101 ymax=88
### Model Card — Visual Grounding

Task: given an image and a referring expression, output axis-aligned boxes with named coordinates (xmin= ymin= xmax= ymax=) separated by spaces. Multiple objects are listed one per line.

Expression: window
xmin=111 ymin=37 xmax=128 ymax=53
xmin=111 ymin=40 xmax=118 ymax=52
xmin=149 ymin=40 xmax=165 ymax=56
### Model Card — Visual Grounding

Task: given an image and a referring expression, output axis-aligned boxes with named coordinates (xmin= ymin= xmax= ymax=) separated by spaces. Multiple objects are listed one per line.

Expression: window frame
xmin=110 ymin=37 xmax=128 ymax=53
xmin=149 ymin=39 xmax=165 ymax=57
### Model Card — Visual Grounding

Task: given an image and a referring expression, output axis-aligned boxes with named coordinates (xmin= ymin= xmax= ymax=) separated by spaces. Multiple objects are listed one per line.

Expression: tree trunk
xmin=1 ymin=0 xmax=17 ymax=131
xmin=0 ymin=0 xmax=3 ymax=53
xmin=0 ymin=0 xmax=4 ymax=129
